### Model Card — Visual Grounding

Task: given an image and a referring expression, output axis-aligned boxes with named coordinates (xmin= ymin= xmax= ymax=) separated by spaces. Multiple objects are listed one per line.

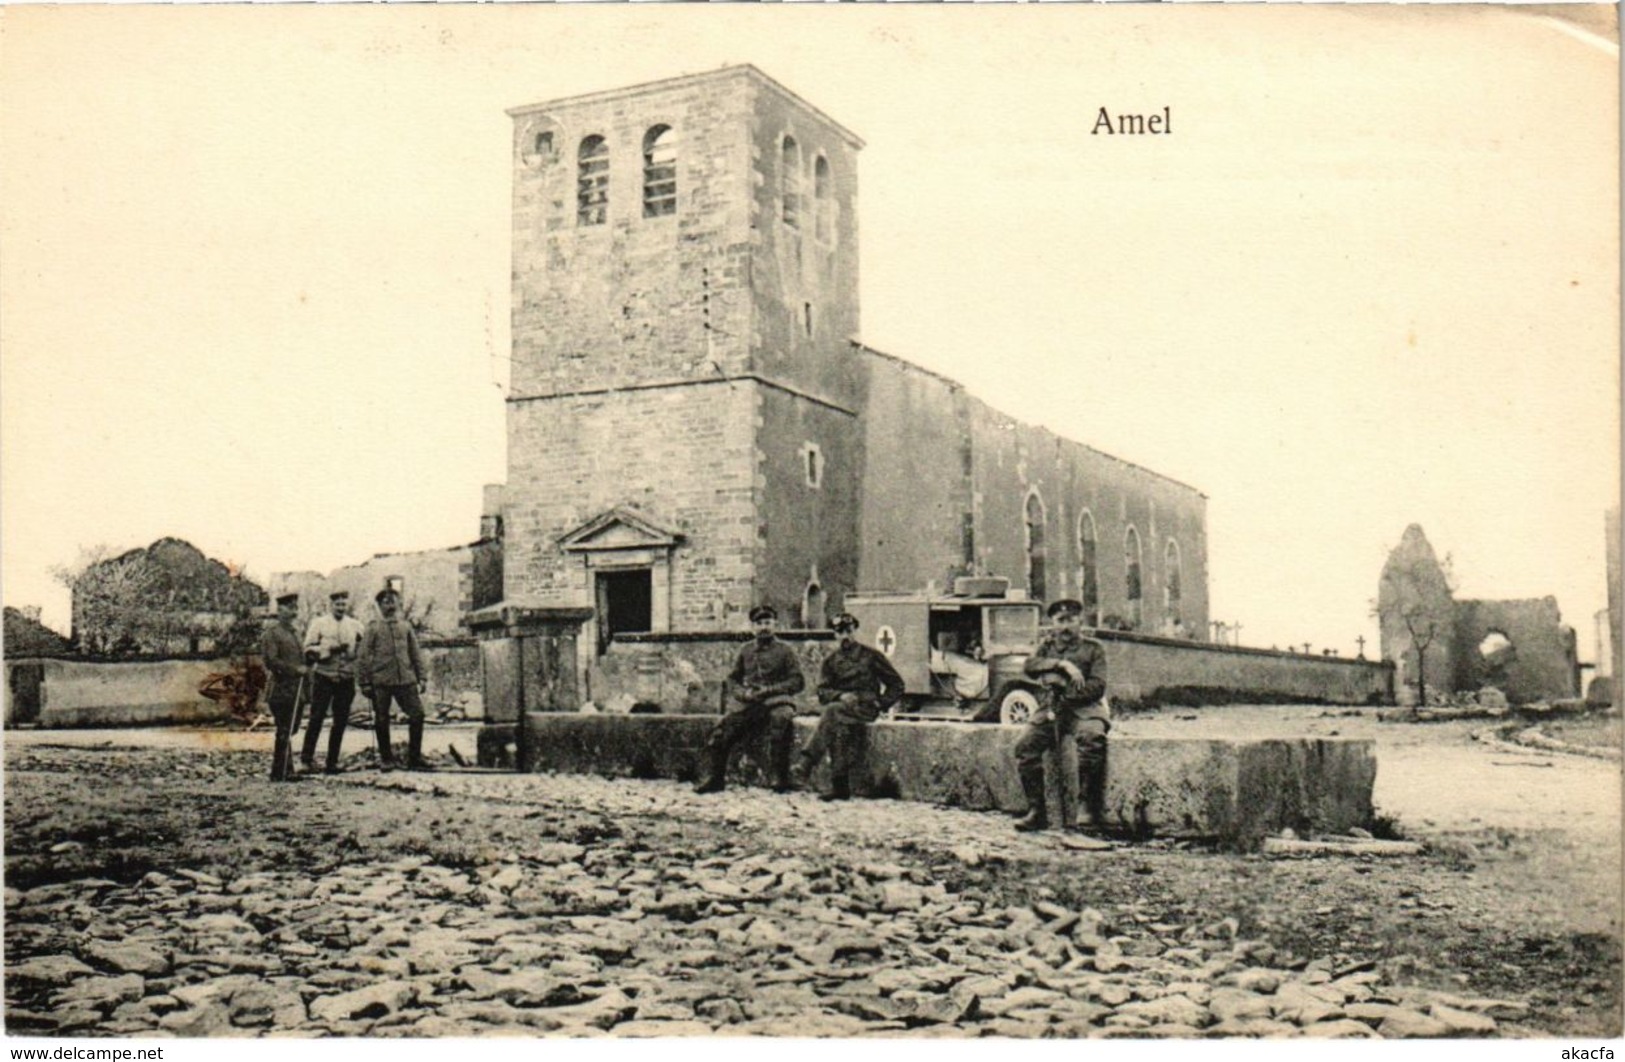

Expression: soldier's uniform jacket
xmin=726 ymin=638 xmax=805 ymax=707
xmin=357 ymin=617 xmax=426 ymax=689
xmin=303 ymin=613 xmax=365 ymax=680
xmin=817 ymin=641 xmax=905 ymax=710
xmin=1024 ymin=628 xmax=1110 ymax=723
xmin=259 ymin=623 xmax=305 ymax=706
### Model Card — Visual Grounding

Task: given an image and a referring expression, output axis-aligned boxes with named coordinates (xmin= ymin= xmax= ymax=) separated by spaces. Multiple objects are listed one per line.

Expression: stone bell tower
xmin=503 ymin=66 xmax=865 ymax=655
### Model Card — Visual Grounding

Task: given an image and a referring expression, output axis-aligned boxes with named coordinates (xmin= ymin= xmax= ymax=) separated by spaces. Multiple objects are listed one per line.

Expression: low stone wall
xmin=483 ymin=714 xmax=1376 ymax=850
xmin=5 ymin=658 xmax=235 ymax=728
xmin=4 ymin=640 xmax=483 ymax=729
xmin=589 ymin=631 xmax=1391 ymax=714
xmin=1092 ymin=631 xmax=1392 ymax=706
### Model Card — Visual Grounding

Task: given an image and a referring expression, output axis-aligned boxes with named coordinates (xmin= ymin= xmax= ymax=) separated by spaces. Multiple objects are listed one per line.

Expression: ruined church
xmin=500 ymin=66 xmax=1209 ymax=661
xmin=1378 ymin=524 xmax=1579 ymax=705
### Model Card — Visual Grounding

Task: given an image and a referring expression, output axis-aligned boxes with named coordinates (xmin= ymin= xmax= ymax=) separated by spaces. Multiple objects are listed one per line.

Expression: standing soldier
xmin=356 ymin=586 xmax=432 ymax=772
xmin=260 ymin=593 xmax=306 ymax=783
xmin=694 ymin=605 xmax=804 ymax=794
xmin=799 ymin=612 xmax=904 ymax=801
xmin=301 ymin=590 xmax=364 ymax=774
xmin=1013 ymin=598 xmax=1110 ymax=833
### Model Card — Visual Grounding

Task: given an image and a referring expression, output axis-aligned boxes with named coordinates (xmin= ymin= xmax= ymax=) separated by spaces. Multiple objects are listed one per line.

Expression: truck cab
xmin=842 ymin=576 xmax=1050 ymax=724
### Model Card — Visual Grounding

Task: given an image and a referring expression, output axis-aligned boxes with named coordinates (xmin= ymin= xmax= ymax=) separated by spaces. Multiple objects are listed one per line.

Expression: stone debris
xmin=1261 ymin=837 xmax=1424 ymax=858
xmin=54 ymin=974 xmax=145 ymax=1008
xmin=1428 ymin=1003 xmax=1500 ymax=1035
xmin=7 ymin=955 xmax=96 ymax=986
xmin=1301 ymin=1018 xmax=1381 ymax=1038
xmin=83 ymin=941 xmax=172 ymax=977
xmin=308 ymin=980 xmax=420 ymax=1024
xmin=1375 ymin=1008 xmax=1454 ymax=1038
xmin=2 ymin=748 xmax=1542 ymax=1041
xmin=1509 ymin=726 xmax=1624 ymax=762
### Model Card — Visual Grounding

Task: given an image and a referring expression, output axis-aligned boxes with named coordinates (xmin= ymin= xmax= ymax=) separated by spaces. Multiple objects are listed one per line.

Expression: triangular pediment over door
xmin=557 ymin=507 xmax=684 ymax=554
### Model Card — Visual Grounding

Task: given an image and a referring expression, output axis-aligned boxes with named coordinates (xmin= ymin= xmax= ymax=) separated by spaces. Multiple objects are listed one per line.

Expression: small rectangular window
xmin=802 ymin=442 xmax=823 ymax=489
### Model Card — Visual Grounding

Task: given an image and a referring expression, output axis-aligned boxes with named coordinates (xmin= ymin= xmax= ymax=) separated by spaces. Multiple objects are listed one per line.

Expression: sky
xmin=1 ymin=4 xmax=1618 ymax=662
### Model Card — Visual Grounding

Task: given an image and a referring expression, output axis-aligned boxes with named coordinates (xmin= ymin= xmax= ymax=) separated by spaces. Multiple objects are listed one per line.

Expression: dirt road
xmin=1124 ymin=706 xmax=1623 ymax=939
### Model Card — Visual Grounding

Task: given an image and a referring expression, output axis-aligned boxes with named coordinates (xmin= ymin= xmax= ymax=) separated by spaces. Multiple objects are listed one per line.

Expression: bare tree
xmin=404 ymin=596 xmax=437 ymax=636
xmin=52 ymin=545 xmax=160 ymax=654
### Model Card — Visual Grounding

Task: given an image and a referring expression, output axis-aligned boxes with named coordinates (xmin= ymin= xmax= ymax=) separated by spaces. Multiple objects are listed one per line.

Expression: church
xmin=500 ymin=65 xmax=1210 ymax=664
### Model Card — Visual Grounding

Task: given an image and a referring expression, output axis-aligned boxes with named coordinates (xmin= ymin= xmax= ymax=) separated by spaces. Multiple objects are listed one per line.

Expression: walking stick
xmin=292 ymin=665 xmax=311 ymax=737
xmin=279 ymin=665 xmax=312 ymax=780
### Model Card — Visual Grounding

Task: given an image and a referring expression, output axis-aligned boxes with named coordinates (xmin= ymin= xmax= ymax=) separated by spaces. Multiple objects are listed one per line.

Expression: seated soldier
xmin=1012 ymin=598 xmax=1110 ymax=833
xmin=799 ymin=612 xmax=905 ymax=801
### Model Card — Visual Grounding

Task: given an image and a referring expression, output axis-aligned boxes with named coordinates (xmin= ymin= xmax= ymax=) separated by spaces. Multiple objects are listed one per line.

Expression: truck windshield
xmin=984 ymin=606 xmax=1040 ymax=654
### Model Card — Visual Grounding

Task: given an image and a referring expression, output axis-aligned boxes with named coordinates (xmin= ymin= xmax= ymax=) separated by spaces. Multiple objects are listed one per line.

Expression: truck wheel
xmin=997 ymin=687 xmax=1041 ymax=726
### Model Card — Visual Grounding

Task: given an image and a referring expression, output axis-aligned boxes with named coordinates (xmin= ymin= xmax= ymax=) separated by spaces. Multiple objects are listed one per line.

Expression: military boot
xmin=376 ymin=719 xmax=396 ymax=772
xmin=407 ymin=719 xmax=435 ymax=772
xmin=1077 ymin=739 xmax=1108 ymax=831
xmin=694 ymin=747 xmax=727 ymax=794
xmin=299 ymin=714 xmax=321 ymax=773
xmin=820 ymin=725 xmax=855 ymax=801
xmin=769 ymin=732 xmax=794 ymax=793
xmin=794 ymin=747 xmax=820 ymax=784
xmin=1014 ymin=763 xmax=1049 ymax=831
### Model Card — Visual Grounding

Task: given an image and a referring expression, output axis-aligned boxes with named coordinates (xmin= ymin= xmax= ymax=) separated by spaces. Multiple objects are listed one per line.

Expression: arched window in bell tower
xmin=577 ymin=135 xmax=609 ymax=227
xmin=642 ymin=125 xmax=677 ymax=218
xmin=780 ymin=135 xmax=802 ymax=229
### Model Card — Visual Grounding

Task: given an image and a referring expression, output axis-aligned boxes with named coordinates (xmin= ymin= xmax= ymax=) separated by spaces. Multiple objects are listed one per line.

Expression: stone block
xmin=493 ymin=715 xmax=1375 ymax=849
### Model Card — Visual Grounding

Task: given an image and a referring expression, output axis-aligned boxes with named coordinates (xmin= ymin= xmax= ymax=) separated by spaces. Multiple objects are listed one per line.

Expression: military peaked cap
xmin=1047 ymin=598 xmax=1085 ymax=619
xmin=748 ymin=605 xmax=777 ymax=623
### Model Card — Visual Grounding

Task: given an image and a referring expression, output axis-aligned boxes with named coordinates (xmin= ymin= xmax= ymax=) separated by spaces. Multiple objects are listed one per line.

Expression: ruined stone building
xmin=1377 ymin=524 xmax=1579 ymax=705
xmin=270 ymin=486 xmax=505 ymax=638
xmin=502 ymin=66 xmax=1209 ymax=661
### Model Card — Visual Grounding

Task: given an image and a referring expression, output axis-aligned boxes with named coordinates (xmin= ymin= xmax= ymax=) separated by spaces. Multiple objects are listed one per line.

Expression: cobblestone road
xmin=9 ymin=711 xmax=1616 ymax=1039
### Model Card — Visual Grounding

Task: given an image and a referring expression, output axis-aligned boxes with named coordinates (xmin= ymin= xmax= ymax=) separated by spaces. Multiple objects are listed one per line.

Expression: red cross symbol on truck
xmin=876 ymin=625 xmax=897 ymax=657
